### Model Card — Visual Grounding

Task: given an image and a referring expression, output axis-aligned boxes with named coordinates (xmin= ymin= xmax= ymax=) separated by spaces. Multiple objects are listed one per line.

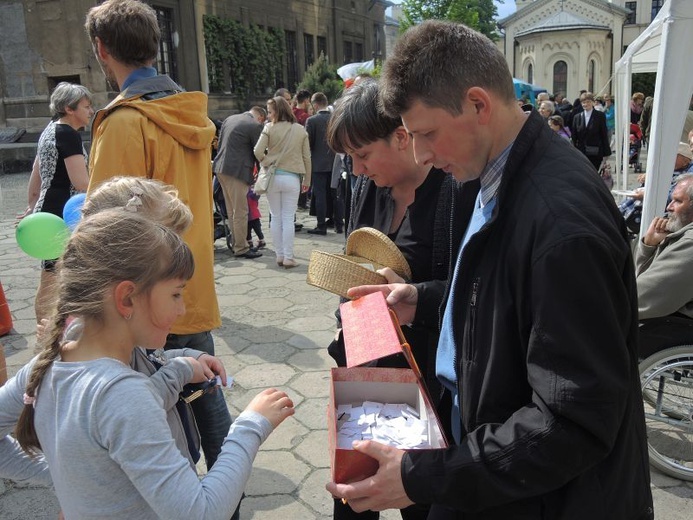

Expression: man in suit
xmin=571 ymin=91 xmax=611 ymax=170
xmin=213 ymin=106 xmax=266 ymax=259
xmin=306 ymin=92 xmax=339 ymax=235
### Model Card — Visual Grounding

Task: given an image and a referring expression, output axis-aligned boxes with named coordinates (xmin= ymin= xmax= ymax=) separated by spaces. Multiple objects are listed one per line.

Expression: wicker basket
xmin=306 ymin=228 xmax=411 ymax=298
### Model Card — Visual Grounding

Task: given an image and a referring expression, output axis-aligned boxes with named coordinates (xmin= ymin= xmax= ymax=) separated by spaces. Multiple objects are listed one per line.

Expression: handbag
xmin=254 ymin=164 xmax=275 ymax=195
xmin=254 ymin=125 xmax=295 ymax=195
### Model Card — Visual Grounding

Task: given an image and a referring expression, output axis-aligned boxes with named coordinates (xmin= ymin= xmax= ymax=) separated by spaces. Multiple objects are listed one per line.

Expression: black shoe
xmin=325 ymin=219 xmax=335 ymax=228
xmin=236 ymin=250 xmax=262 ymax=259
xmin=335 ymin=226 xmax=343 ymax=234
xmin=307 ymin=227 xmax=327 ymax=235
xmin=294 ymin=223 xmax=304 ymax=232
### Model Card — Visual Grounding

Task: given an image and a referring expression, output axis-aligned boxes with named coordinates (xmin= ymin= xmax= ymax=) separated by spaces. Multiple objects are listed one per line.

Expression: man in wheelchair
xmin=636 ymin=173 xmax=693 ymax=358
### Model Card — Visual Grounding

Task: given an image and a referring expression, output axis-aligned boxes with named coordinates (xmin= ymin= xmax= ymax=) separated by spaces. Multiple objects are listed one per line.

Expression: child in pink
xmin=247 ymin=187 xmax=266 ymax=249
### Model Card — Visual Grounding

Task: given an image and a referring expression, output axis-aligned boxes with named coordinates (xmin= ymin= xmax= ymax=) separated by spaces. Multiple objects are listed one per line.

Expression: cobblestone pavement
xmin=1 ymin=171 xmax=691 ymax=519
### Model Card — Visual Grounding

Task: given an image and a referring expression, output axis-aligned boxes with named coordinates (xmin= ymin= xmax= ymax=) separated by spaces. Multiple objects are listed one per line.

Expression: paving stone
xmin=250 ymin=276 xmax=292 ymax=289
xmin=216 ymin=293 xmax=253 ymax=309
xmin=290 ymin=371 xmax=332 ymax=399
xmin=230 ymin=385 xmax=306 ymax=412
xmin=293 ymin=397 xmax=330 ymax=430
xmin=296 ymin=467 xmax=333 ymax=517
xmin=260 ymin=417 xmax=309 ymax=451
xmin=286 ymin=315 xmax=337 ymax=332
xmin=240 ymin=495 xmax=318 ymax=520
xmin=236 ymin=326 xmax=293 ymax=344
xmin=294 ymin=430 xmax=330 ymax=469
xmin=650 ymin=467 xmax=688 ymax=488
xmin=288 ymin=329 xmax=336 ymax=350
xmin=287 ymin=347 xmax=335 ymax=372
xmin=246 ymin=451 xmax=309 ymax=495
xmin=0 ymin=485 xmax=60 ymax=520
xmin=234 ymin=362 xmax=296 ymax=389
xmin=247 ymin=297 xmax=292 ymax=312
xmin=235 ymin=342 xmax=297 ymax=365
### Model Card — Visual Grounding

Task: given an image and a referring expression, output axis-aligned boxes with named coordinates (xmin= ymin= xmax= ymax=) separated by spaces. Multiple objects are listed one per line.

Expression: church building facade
xmin=498 ymin=0 xmax=664 ymax=99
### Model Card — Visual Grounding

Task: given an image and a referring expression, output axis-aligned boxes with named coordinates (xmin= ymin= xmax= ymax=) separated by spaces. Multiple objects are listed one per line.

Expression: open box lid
xmin=339 ymin=291 xmax=423 ymax=378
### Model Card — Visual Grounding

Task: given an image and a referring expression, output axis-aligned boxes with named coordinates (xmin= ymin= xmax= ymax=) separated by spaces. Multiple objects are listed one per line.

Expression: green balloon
xmin=16 ymin=212 xmax=70 ymax=260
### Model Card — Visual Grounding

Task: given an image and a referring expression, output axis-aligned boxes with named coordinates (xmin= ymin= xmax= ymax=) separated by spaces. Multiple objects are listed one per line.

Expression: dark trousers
xmin=165 ymin=331 xmax=241 ymax=520
xmin=312 ymin=171 xmax=331 ymax=228
xmin=586 ymin=153 xmax=603 ymax=171
xmin=639 ymin=314 xmax=693 ymax=359
xmin=331 ymin=183 xmax=345 ymax=232
xmin=247 ymin=218 xmax=264 ymax=242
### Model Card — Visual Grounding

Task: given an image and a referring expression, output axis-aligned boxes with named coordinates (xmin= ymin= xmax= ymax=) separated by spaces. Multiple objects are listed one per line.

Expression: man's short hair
xmin=580 ymin=92 xmax=595 ymax=102
xmin=311 ymin=92 xmax=328 ymax=107
xmin=85 ymin=0 xmax=160 ymax=68
xmin=326 ymin=80 xmax=401 ymax=154
xmin=296 ymin=90 xmax=312 ymax=103
xmin=674 ymin=173 xmax=693 ymax=204
xmin=250 ymin=106 xmax=267 ymax=120
xmin=380 ymin=20 xmax=515 ymax=117
xmin=274 ymin=88 xmax=291 ymax=100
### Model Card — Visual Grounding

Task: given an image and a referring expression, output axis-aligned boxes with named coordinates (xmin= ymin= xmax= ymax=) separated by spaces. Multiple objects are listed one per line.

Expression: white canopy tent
xmin=336 ymin=60 xmax=375 ymax=80
xmin=613 ymin=0 xmax=693 ymax=235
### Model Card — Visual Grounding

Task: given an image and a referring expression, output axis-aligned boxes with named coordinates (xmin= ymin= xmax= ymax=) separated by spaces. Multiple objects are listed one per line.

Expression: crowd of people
xmin=6 ymin=1 xmax=693 ymax=519
xmin=212 ymin=88 xmax=348 ymax=269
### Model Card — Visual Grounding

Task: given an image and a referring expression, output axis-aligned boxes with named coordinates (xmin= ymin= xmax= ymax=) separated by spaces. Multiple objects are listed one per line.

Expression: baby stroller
xmin=212 ymin=174 xmax=233 ymax=251
xmin=629 ymin=123 xmax=644 ymax=173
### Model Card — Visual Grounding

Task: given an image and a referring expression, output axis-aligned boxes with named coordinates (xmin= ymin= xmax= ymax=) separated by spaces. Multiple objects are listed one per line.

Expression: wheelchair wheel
xmin=639 ymin=346 xmax=693 ymax=481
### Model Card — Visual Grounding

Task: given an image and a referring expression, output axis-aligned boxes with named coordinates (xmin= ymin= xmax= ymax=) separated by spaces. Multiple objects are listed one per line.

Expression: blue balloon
xmin=62 ymin=193 xmax=86 ymax=231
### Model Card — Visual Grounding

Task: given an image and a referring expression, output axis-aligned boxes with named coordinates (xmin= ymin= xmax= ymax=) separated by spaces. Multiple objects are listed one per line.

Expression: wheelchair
xmin=639 ymin=342 xmax=693 ymax=481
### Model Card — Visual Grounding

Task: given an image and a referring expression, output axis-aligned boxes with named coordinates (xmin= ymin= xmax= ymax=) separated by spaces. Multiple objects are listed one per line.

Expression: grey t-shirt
xmin=25 ymin=356 xmax=270 ymax=519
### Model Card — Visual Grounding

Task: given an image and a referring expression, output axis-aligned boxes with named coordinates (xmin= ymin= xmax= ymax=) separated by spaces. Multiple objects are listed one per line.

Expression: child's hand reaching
xmin=246 ymin=388 xmax=295 ymax=429
xmin=185 ymin=356 xmax=216 ymax=383
xmin=197 ymin=353 xmax=228 ymax=385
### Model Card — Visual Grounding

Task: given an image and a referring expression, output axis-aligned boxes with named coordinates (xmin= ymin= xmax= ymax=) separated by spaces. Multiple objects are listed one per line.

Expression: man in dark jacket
xmin=306 ymin=92 xmax=339 ymax=234
xmin=328 ymin=20 xmax=653 ymax=520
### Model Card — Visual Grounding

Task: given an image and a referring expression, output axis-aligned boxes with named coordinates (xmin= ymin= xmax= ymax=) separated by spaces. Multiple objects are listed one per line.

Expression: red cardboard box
xmin=329 ymin=292 xmax=449 ymax=484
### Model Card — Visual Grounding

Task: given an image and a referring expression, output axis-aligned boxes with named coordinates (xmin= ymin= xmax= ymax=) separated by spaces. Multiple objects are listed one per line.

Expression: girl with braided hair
xmin=4 ymin=177 xmax=222 ymax=481
xmin=7 ymin=210 xmax=294 ymax=519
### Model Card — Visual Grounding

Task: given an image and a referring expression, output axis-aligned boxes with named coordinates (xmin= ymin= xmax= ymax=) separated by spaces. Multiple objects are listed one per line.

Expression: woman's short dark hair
xmin=327 ymin=80 xmax=402 ymax=154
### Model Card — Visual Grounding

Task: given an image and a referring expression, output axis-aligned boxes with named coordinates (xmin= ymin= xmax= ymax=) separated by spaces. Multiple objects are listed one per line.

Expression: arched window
xmin=588 ymin=59 xmax=596 ymax=93
xmin=527 ymin=64 xmax=533 ymax=85
xmin=553 ymin=61 xmax=567 ymax=95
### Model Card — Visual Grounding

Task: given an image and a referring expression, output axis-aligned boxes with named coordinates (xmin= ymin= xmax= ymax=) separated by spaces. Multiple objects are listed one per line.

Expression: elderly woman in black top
xmin=20 ymin=82 xmax=93 ymax=323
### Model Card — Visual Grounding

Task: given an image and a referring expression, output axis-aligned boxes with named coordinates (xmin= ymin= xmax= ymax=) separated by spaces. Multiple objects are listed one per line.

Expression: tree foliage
xmin=296 ymin=53 xmax=344 ymax=104
xmin=399 ymin=0 xmax=500 ymax=41
xmin=203 ymin=15 xmax=284 ymax=102
xmin=632 ymin=72 xmax=656 ymax=99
